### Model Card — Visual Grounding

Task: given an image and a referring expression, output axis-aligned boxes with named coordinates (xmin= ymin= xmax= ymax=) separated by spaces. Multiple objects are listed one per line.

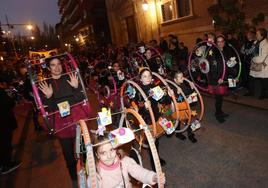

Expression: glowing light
xmin=27 ymin=25 xmax=33 ymax=30
xmin=142 ymin=0 xmax=149 ymax=11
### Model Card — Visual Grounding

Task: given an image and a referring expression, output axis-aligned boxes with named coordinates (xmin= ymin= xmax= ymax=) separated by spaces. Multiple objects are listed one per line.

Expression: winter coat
xmin=0 ymin=88 xmax=18 ymax=133
xmin=250 ymin=39 xmax=268 ymax=78
xmin=96 ymin=156 xmax=156 ymax=188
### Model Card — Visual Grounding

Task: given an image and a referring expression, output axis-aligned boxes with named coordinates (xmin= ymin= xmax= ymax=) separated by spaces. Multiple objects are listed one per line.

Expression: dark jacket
xmin=146 ymin=58 xmax=159 ymax=73
xmin=208 ymin=46 xmax=224 ymax=85
xmin=137 ymin=83 xmax=171 ymax=124
xmin=42 ymin=75 xmax=85 ymax=112
xmin=0 ymin=88 xmax=18 ymax=132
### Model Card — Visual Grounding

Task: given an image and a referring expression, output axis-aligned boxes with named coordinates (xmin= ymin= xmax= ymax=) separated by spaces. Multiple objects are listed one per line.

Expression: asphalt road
xmin=1 ymin=95 xmax=268 ymax=188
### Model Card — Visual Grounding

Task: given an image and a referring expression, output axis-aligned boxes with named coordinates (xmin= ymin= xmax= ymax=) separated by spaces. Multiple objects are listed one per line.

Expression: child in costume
xmin=136 ymin=68 xmax=173 ymax=170
xmin=109 ymin=62 xmax=125 ymax=88
xmin=212 ymin=35 xmax=235 ymax=123
xmin=39 ymin=58 xmax=90 ymax=186
xmin=93 ymin=133 xmax=165 ymax=188
xmin=172 ymin=70 xmax=198 ymax=143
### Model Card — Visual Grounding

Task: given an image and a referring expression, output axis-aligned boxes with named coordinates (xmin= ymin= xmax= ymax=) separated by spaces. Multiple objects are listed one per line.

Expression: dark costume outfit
xmin=0 ymin=88 xmax=18 ymax=168
xmin=146 ymin=58 xmax=160 ymax=73
xmin=110 ymin=69 xmax=125 ymax=88
xmin=41 ymin=75 xmax=90 ymax=182
xmin=136 ymin=83 xmax=171 ymax=171
xmin=240 ymin=39 xmax=256 ymax=89
xmin=172 ymin=81 xmax=197 ymax=142
xmin=208 ymin=45 xmax=234 ymax=122
xmin=22 ymin=73 xmax=42 ymax=130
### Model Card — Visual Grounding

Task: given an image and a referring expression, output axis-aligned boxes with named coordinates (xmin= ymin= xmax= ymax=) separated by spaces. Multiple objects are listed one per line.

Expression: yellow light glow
xmin=142 ymin=0 xmax=149 ymax=11
xmin=27 ymin=25 xmax=33 ymax=30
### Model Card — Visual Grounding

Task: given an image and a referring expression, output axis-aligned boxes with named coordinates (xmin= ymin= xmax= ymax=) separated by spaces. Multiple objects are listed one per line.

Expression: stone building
xmin=57 ymin=0 xmax=110 ymax=48
xmin=106 ymin=0 xmax=268 ymax=48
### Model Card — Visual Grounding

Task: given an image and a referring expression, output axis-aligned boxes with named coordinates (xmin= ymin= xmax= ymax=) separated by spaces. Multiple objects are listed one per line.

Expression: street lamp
xmin=26 ymin=24 xmax=33 ymax=31
xmin=142 ymin=0 xmax=149 ymax=11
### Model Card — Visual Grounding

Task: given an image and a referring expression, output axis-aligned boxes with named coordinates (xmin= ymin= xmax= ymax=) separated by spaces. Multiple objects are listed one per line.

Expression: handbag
xmin=250 ymin=55 xmax=268 ymax=72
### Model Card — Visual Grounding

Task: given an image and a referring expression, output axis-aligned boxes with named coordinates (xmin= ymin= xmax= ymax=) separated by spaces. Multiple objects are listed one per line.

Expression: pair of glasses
xmin=217 ymin=40 xmax=225 ymax=43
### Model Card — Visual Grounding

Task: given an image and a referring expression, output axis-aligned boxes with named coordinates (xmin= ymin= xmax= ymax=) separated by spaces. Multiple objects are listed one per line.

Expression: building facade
xmin=57 ymin=0 xmax=110 ymax=49
xmin=106 ymin=0 xmax=268 ymax=48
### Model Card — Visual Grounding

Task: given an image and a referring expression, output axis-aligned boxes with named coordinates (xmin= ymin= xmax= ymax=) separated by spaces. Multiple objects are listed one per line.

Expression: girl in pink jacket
xmin=93 ymin=134 xmax=165 ymax=188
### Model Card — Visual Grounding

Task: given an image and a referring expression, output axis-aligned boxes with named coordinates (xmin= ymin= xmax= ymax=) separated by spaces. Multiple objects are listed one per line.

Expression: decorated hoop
xmin=76 ymin=109 xmax=164 ymax=188
xmin=166 ymin=78 xmax=205 ymax=132
xmin=27 ymin=52 xmax=90 ymax=134
xmin=119 ymin=80 xmax=157 ymax=136
xmin=132 ymin=46 xmax=166 ymax=75
xmin=188 ymin=41 xmax=226 ymax=92
xmin=119 ymin=72 xmax=180 ymax=138
xmin=165 ymin=79 xmax=191 ymax=132
xmin=183 ymin=78 xmax=205 ymax=121
xmin=152 ymin=72 xmax=179 ymax=129
xmin=76 ymin=120 xmax=97 ymax=188
xmin=225 ymin=43 xmax=242 ymax=85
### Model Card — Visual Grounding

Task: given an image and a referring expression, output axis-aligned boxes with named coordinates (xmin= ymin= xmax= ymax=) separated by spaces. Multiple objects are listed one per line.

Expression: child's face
xmin=145 ymin=49 xmax=152 ymax=60
xmin=140 ymin=70 xmax=152 ymax=85
xmin=113 ymin=63 xmax=120 ymax=72
xmin=97 ymin=142 xmax=117 ymax=166
xmin=49 ymin=59 xmax=63 ymax=77
xmin=174 ymin=73 xmax=184 ymax=84
xmin=216 ymin=37 xmax=225 ymax=50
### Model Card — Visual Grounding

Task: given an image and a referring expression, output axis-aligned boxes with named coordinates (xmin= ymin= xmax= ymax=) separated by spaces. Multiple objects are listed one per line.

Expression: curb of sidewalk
xmin=202 ymin=92 xmax=268 ymax=111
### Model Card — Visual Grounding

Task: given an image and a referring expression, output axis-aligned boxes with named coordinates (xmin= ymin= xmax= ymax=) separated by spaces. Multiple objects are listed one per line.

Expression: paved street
xmin=1 ymin=93 xmax=268 ymax=188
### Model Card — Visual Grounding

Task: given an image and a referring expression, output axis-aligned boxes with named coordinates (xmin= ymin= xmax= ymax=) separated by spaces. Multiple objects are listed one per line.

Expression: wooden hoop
xmin=165 ymin=79 xmax=191 ymax=132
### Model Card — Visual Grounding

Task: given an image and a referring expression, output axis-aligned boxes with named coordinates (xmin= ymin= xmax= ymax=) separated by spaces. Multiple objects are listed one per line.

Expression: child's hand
xmin=167 ymin=88 xmax=174 ymax=97
xmin=189 ymin=82 xmax=195 ymax=89
xmin=153 ymin=172 xmax=166 ymax=185
xmin=177 ymin=87 xmax=182 ymax=94
xmin=218 ymin=78 xmax=224 ymax=84
xmin=39 ymin=81 xmax=53 ymax=99
xmin=145 ymin=100 xmax=151 ymax=109
xmin=67 ymin=73 xmax=79 ymax=88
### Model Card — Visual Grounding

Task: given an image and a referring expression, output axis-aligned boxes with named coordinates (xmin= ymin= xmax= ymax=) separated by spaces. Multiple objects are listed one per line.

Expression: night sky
xmin=0 ymin=0 xmax=60 ymax=35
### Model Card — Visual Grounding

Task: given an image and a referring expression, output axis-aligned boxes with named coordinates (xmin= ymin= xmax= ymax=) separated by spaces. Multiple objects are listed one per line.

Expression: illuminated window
xmin=160 ymin=0 xmax=193 ymax=22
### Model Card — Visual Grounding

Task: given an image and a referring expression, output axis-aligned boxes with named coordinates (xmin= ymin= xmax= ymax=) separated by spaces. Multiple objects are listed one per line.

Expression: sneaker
xmin=215 ymin=116 xmax=225 ymax=123
xmin=188 ymin=134 xmax=197 ymax=143
xmin=190 ymin=120 xmax=201 ymax=131
xmin=1 ymin=161 xmax=22 ymax=175
xmin=176 ymin=133 xmax=186 ymax=140
xmin=220 ymin=112 xmax=229 ymax=118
